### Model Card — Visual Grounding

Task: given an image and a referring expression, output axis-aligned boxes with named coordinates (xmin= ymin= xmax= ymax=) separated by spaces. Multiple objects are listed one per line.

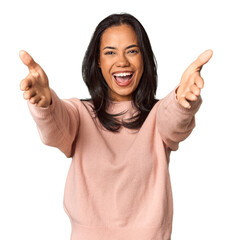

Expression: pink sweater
xmin=27 ymin=88 xmax=202 ymax=240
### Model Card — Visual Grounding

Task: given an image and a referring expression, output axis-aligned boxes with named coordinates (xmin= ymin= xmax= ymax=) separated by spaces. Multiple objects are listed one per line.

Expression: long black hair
xmin=82 ymin=13 xmax=158 ymax=132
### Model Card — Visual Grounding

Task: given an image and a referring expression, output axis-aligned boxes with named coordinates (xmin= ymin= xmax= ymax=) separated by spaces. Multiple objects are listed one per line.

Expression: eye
xmin=127 ymin=49 xmax=139 ymax=55
xmin=104 ymin=51 xmax=115 ymax=55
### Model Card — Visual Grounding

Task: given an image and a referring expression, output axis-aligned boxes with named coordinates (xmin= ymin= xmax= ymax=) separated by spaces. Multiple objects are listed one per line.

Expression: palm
xmin=19 ymin=50 xmax=52 ymax=108
xmin=177 ymin=50 xmax=213 ymax=109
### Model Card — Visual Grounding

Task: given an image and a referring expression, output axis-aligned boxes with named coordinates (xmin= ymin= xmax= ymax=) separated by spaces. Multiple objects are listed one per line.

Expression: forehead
xmin=100 ymin=24 xmax=138 ymax=48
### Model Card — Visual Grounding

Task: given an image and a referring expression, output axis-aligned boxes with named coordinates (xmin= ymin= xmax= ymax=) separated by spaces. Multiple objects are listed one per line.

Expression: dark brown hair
xmin=82 ymin=13 xmax=158 ymax=132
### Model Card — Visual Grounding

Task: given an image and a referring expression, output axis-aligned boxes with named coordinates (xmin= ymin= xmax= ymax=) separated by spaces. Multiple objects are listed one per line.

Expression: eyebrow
xmin=103 ymin=44 xmax=139 ymax=50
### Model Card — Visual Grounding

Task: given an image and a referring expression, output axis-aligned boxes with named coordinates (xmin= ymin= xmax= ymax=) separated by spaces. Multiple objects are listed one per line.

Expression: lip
xmin=112 ymin=70 xmax=134 ymax=75
xmin=112 ymin=71 xmax=134 ymax=87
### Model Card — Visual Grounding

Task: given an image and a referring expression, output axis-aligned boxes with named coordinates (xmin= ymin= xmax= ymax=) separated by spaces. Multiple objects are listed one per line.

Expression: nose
xmin=116 ymin=54 xmax=130 ymax=67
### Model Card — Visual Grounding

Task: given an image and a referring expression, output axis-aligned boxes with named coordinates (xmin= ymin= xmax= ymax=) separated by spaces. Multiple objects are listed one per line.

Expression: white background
xmin=0 ymin=0 xmax=231 ymax=239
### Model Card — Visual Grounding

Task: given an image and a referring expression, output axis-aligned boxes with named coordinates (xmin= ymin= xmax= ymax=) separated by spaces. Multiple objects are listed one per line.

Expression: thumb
xmin=191 ymin=49 xmax=213 ymax=72
xmin=19 ymin=50 xmax=39 ymax=71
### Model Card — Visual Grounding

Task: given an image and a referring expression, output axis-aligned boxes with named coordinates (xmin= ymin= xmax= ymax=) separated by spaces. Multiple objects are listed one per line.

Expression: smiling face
xmin=99 ymin=24 xmax=144 ymax=102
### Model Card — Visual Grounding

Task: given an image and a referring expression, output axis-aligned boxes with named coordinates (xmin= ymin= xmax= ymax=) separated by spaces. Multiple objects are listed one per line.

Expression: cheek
xmin=99 ymin=60 xmax=113 ymax=86
xmin=137 ymin=62 xmax=144 ymax=80
xmin=100 ymin=58 xmax=111 ymax=75
xmin=136 ymin=56 xmax=144 ymax=75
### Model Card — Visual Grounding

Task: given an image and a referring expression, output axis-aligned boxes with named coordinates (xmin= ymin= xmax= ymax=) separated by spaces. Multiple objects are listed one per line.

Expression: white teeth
xmin=113 ymin=72 xmax=132 ymax=77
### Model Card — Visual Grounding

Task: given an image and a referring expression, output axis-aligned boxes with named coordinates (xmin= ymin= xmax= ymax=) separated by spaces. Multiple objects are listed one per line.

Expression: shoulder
xmin=80 ymin=98 xmax=94 ymax=110
xmin=62 ymin=97 xmax=92 ymax=109
xmin=79 ymin=98 xmax=96 ymax=118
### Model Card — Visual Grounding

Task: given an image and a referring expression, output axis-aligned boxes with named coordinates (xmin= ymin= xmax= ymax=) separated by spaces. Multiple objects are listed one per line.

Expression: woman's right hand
xmin=19 ymin=50 xmax=52 ymax=108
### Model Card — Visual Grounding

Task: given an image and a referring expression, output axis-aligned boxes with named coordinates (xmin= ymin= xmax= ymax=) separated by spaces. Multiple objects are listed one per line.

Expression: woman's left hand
xmin=176 ymin=49 xmax=213 ymax=109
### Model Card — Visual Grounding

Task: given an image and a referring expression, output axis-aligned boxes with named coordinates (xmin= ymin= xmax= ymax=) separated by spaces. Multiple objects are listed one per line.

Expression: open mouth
xmin=112 ymin=72 xmax=134 ymax=86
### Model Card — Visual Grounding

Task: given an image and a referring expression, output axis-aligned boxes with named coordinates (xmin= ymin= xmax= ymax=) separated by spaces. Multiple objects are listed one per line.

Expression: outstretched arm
xmin=157 ymin=50 xmax=213 ymax=151
xmin=19 ymin=51 xmax=80 ymax=158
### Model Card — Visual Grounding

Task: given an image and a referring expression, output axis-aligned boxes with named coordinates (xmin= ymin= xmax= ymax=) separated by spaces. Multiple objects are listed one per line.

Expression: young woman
xmin=19 ymin=13 xmax=212 ymax=240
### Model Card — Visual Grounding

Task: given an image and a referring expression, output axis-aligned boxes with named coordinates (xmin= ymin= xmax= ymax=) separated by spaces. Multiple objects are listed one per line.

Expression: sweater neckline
xmin=106 ymin=99 xmax=135 ymax=115
xmin=109 ymin=100 xmax=132 ymax=104
xmin=108 ymin=98 xmax=132 ymax=104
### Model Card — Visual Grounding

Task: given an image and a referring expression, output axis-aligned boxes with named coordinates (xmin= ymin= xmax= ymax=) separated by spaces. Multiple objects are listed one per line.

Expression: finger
xmin=190 ymin=84 xmax=201 ymax=96
xmin=36 ymin=96 xmax=49 ymax=108
xmin=23 ymin=88 xmax=36 ymax=100
xmin=20 ymin=77 xmax=33 ymax=91
xmin=191 ymin=49 xmax=213 ymax=71
xmin=178 ymin=96 xmax=191 ymax=109
xmin=19 ymin=50 xmax=39 ymax=71
xmin=185 ymin=92 xmax=198 ymax=102
xmin=29 ymin=95 xmax=41 ymax=104
xmin=194 ymin=76 xmax=204 ymax=89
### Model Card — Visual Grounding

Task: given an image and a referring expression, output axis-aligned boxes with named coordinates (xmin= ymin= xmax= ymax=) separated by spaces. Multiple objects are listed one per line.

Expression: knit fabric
xmin=27 ymin=88 xmax=202 ymax=240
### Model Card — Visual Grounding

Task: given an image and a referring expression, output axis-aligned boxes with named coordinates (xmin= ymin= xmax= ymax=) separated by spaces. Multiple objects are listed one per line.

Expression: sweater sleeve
xmin=27 ymin=89 xmax=80 ymax=158
xmin=156 ymin=87 xmax=202 ymax=151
